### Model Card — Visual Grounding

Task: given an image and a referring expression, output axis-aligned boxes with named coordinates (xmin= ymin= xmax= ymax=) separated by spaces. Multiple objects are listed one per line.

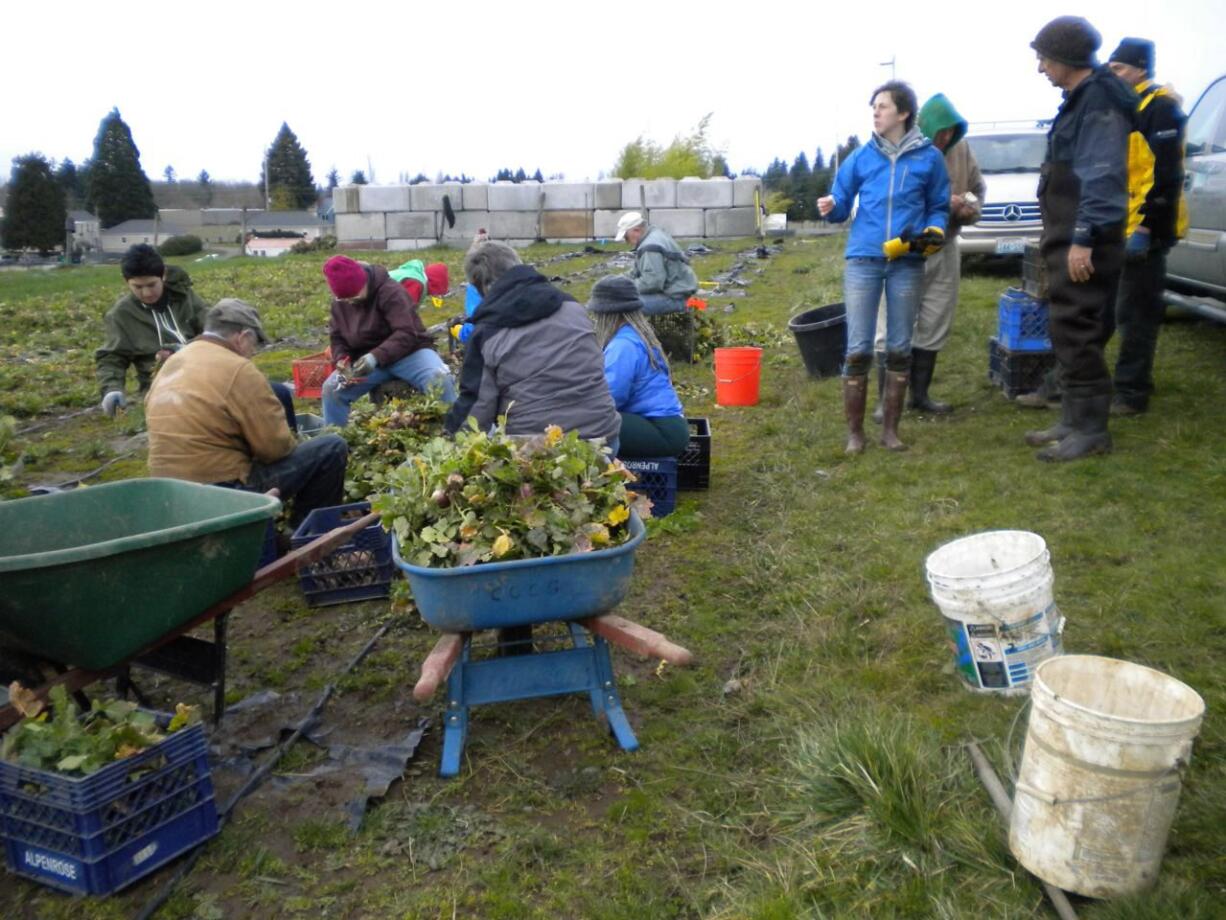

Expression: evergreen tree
xmin=350 ymin=170 xmax=368 ymax=185
xmin=163 ymin=165 xmax=176 ymax=183
xmin=326 ymin=167 xmax=340 ymax=189
xmin=813 ymin=148 xmax=825 ymax=171
xmin=787 ymin=152 xmax=812 ymax=221
xmin=87 ymin=108 xmax=157 ymax=228
xmin=55 ymin=158 xmax=86 ymax=209
xmin=531 ymin=168 xmax=544 ymax=183
xmin=411 ymin=173 xmax=430 ymax=185
xmin=513 ymin=167 xmax=527 ymax=183
xmin=2 ymin=154 xmax=67 ymax=252
xmin=197 ymin=169 xmax=213 ymax=206
xmin=711 ymin=154 xmax=733 ymax=178
xmin=263 ymin=123 xmax=315 ymax=210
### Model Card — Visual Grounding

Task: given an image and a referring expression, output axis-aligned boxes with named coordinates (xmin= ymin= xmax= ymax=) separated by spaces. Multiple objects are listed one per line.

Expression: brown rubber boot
xmin=880 ymin=370 xmax=909 ymax=451
xmin=843 ymin=375 xmax=868 ymax=454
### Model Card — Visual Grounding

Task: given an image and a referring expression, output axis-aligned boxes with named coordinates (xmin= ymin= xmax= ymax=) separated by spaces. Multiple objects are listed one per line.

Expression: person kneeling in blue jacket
xmin=818 ymin=80 xmax=950 ymax=454
xmin=588 ymin=276 xmax=689 ymax=459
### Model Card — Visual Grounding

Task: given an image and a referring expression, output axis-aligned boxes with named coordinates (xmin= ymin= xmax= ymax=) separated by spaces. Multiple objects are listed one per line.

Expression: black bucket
xmin=788 ymin=303 xmax=847 ymax=379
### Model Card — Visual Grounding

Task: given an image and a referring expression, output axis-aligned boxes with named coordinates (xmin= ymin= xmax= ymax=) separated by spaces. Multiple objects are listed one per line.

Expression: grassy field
xmin=1 ymin=240 xmax=1224 ymax=919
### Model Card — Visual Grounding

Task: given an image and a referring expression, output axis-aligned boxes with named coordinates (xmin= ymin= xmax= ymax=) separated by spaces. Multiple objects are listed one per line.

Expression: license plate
xmin=995 ymin=239 xmax=1026 ymax=255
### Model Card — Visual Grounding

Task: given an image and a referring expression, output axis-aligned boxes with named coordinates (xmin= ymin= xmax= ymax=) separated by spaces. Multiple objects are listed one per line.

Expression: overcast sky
xmin=3 ymin=0 xmax=1223 ymax=188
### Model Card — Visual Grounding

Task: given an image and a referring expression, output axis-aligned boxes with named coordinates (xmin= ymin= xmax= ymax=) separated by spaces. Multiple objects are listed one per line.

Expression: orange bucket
xmin=714 ymin=347 xmax=762 ymax=406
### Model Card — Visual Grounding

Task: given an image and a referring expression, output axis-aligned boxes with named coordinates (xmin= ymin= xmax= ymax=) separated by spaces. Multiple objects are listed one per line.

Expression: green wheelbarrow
xmin=0 ymin=479 xmax=379 ymax=730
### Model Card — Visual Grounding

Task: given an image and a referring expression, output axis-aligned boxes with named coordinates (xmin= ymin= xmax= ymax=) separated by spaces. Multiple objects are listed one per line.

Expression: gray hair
xmin=591 ymin=312 xmax=671 ymax=376
xmin=465 ymin=240 xmax=522 ymax=296
xmin=204 ymin=318 xmax=251 ymax=338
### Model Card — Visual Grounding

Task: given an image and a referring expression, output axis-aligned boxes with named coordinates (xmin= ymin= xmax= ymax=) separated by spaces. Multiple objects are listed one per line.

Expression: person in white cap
xmin=614 ymin=211 xmax=699 ymax=315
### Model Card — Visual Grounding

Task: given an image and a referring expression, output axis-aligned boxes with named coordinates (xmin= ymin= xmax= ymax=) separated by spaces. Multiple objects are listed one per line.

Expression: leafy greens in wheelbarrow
xmin=374 ymin=423 xmax=652 ymax=568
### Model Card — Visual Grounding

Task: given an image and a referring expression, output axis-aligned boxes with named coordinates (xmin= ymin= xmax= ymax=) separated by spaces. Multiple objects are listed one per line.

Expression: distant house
xmin=158 ymin=208 xmax=261 ymax=246
xmin=245 ymin=236 xmax=302 ymax=258
xmin=246 ymin=210 xmax=327 ymax=239
xmin=99 ymin=219 xmax=188 ymax=253
xmin=68 ymin=211 xmax=101 ymax=251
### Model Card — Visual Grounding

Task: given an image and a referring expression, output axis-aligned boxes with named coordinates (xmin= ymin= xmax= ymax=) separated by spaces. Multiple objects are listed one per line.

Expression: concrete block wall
xmin=332 ymin=176 xmax=761 ymax=247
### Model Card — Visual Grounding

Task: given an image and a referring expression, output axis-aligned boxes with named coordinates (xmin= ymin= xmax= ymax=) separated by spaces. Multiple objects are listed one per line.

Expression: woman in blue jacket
xmin=588 ymin=275 xmax=689 ymax=458
xmin=818 ymin=80 xmax=950 ymax=453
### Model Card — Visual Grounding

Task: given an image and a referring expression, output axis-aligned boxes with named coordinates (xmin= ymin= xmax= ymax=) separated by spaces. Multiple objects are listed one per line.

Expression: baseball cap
xmin=614 ymin=211 xmax=645 ymax=242
xmin=208 ymin=298 xmax=268 ymax=344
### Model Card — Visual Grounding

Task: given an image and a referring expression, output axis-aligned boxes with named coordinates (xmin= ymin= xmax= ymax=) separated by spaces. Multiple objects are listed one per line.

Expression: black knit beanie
xmin=1031 ymin=16 xmax=1101 ymax=68
xmin=1109 ymin=37 xmax=1154 ymax=76
xmin=587 ymin=275 xmax=643 ymax=314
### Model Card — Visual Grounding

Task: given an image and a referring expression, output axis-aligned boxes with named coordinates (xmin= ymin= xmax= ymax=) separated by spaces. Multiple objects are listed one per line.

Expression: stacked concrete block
xmin=337 ymin=212 xmax=387 ymax=247
xmin=410 ymin=183 xmax=462 ymax=212
xmin=488 ymin=181 xmax=543 ymax=211
xmin=593 ymin=210 xmax=622 ymax=240
xmin=677 ymin=177 xmax=734 ymax=208
xmin=333 ymin=186 xmax=361 ymax=214
xmin=442 ymin=210 xmax=492 ymax=245
xmin=387 ymin=239 xmax=439 ymax=251
xmin=489 ymin=211 xmax=542 ymax=240
xmin=542 ymin=183 xmax=595 ymax=211
xmin=705 ymin=207 xmax=758 ymax=238
xmin=595 ymin=180 xmax=623 ymax=210
xmin=386 ymin=211 xmax=438 ymax=250
xmin=541 ymin=210 xmax=592 ymax=241
xmin=462 ymin=183 xmax=489 ymax=211
xmin=733 ymin=177 xmax=761 ymax=207
xmin=358 ymin=185 xmax=411 ymax=213
xmin=621 ymin=178 xmax=677 ymax=210
xmin=649 ymin=209 xmax=705 ymax=238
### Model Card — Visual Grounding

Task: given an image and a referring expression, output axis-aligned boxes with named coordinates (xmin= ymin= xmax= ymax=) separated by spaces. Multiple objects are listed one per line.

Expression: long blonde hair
xmin=593 ymin=311 xmax=671 ymax=375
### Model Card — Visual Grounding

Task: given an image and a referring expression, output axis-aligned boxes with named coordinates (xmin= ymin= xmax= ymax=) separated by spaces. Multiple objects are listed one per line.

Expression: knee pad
xmin=886 ymin=350 xmax=912 ymax=373
xmin=844 ymin=352 xmax=873 ymax=377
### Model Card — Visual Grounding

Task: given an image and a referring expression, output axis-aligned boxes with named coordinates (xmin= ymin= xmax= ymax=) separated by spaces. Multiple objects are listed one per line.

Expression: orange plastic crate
xmin=292 ymin=350 xmax=334 ymax=399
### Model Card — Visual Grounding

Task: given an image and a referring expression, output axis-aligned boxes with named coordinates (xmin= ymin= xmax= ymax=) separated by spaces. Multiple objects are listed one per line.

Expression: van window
xmin=1185 ymin=76 xmax=1226 ymax=156
xmin=965 ymin=134 xmax=1048 ymax=174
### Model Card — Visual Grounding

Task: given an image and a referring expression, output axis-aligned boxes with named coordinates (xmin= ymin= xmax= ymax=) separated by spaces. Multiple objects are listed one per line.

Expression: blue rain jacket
xmin=603 ymin=326 xmax=684 ymax=418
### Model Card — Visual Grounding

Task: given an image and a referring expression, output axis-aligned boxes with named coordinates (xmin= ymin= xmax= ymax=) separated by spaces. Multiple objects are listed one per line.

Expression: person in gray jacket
xmin=443 ymin=241 xmax=621 ymax=454
xmin=615 ymin=212 xmax=699 ymax=315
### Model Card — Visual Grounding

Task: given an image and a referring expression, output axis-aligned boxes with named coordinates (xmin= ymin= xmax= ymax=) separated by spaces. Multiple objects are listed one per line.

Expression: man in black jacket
xmin=1024 ymin=16 xmax=1135 ymax=462
xmin=1105 ymin=37 xmax=1187 ymax=416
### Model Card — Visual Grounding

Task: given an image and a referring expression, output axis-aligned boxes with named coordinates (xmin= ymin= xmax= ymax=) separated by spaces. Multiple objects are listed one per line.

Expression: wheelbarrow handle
xmin=580 ymin=614 xmax=694 ymax=666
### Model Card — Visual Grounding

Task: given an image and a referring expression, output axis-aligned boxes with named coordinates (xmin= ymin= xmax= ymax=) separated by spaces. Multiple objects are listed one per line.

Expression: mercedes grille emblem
xmin=1003 ymin=204 xmax=1024 ymax=221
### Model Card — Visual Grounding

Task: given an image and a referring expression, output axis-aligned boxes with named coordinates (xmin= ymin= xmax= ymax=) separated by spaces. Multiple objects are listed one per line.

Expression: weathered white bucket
xmin=1009 ymin=655 xmax=1205 ymax=898
xmin=925 ymin=530 xmax=1063 ymax=694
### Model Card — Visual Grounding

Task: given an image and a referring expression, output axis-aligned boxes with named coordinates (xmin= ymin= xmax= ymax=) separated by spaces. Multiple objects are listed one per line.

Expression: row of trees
xmin=758 ymin=136 xmax=861 ymax=222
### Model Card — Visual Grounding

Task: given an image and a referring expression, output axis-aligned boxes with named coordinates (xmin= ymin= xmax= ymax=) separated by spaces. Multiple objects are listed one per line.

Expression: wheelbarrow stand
xmin=440 ymin=623 xmax=637 ymax=777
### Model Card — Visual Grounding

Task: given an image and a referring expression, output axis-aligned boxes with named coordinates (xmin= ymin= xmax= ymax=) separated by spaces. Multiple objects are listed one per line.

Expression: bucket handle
xmin=717 ymin=371 xmax=758 ymax=386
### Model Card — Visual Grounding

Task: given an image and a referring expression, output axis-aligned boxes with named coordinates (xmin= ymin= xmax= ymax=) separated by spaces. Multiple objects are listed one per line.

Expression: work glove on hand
xmin=916 ymin=226 xmax=945 ymax=256
xmin=882 ymin=230 xmax=914 ymax=260
xmin=101 ymin=391 xmax=127 ymax=417
xmin=352 ymin=353 xmax=378 ymax=376
xmin=1125 ymin=228 xmax=1151 ymax=263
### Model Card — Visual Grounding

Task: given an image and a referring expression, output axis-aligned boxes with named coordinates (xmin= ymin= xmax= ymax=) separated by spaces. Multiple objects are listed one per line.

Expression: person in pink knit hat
xmin=318 ymin=255 xmax=456 ymax=425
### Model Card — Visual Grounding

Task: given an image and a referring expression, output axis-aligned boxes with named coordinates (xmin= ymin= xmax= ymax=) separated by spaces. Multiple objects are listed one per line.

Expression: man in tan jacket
xmin=146 ymin=299 xmax=348 ymax=526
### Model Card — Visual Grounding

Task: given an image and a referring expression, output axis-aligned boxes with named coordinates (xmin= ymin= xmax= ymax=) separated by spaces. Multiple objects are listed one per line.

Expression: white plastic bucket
xmin=925 ymin=530 xmax=1063 ymax=694
xmin=1009 ymin=655 xmax=1205 ymax=897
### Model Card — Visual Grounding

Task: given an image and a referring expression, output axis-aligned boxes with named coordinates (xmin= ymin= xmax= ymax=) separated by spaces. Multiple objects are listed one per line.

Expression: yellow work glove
xmin=450 ymin=324 xmax=463 ymax=340
xmin=882 ymin=232 xmax=912 ymax=261
xmin=916 ymin=226 xmax=945 ymax=256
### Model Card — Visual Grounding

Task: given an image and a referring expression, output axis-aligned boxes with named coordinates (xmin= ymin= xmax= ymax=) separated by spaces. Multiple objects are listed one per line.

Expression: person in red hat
xmin=320 ymin=255 xmax=456 ymax=426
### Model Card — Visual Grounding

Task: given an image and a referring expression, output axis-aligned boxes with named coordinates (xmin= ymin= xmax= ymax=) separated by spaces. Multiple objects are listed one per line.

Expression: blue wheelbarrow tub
xmin=391 ymin=514 xmax=646 ymax=632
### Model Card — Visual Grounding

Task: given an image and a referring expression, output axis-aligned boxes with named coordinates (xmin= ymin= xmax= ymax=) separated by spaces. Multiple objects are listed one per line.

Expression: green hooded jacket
xmin=917 ymin=94 xmax=968 ymax=149
xmin=94 ymin=265 xmax=211 ymax=396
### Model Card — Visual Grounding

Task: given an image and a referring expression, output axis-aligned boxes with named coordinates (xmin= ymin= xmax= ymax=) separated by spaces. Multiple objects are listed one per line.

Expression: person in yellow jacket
xmin=145 ymin=299 xmax=349 ymax=527
xmin=1106 ymin=37 xmax=1188 ymax=416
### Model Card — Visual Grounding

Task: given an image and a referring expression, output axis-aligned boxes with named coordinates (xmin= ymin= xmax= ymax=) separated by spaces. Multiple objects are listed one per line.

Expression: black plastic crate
xmin=621 ymin=457 xmax=677 ymax=517
xmin=0 ymin=723 xmax=218 ymax=895
xmin=988 ymin=337 xmax=1057 ymax=398
xmin=291 ymin=501 xmax=395 ymax=606
xmin=677 ymin=417 xmax=710 ymax=491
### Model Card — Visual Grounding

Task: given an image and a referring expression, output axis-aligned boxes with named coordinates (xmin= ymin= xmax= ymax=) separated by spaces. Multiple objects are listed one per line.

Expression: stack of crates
xmin=676 ymin=417 xmax=711 ymax=491
xmin=291 ymin=501 xmax=395 ymax=606
xmin=0 ymin=723 xmax=218 ymax=895
xmin=621 ymin=458 xmax=678 ymax=517
xmin=990 ymin=287 xmax=1056 ymax=398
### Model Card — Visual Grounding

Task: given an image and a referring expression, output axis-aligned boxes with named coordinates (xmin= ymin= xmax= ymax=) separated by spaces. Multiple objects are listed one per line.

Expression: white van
xmin=959 ymin=122 xmax=1048 ymax=256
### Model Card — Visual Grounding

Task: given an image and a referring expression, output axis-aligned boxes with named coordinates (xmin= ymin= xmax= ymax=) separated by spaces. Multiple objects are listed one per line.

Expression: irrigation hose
xmin=136 ymin=621 xmax=393 ymax=920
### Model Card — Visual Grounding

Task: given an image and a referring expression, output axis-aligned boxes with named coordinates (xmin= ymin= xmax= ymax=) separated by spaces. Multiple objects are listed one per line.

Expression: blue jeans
xmin=321 ymin=348 xmax=456 ymax=426
xmin=639 ymin=293 xmax=688 ymax=316
xmin=241 ymin=434 xmax=349 ymax=527
xmin=843 ymin=258 xmax=923 ymax=371
xmin=270 ymin=381 xmax=298 ymax=432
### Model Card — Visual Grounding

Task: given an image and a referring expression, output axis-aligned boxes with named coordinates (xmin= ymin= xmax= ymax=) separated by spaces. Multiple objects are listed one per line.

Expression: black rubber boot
xmin=871 ymin=351 xmax=886 ymax=425
xmin=1036 ymin=394 xmax=1112 ymax=462
xmin=1024 ymin=397 xmax=1075 ymax=447
xmin=908 ymin=348 xmax=952 ymax=414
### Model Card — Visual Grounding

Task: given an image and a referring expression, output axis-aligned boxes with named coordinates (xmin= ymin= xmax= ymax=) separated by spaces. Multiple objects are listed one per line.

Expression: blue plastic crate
xmin=998 ymin=288 xmax=1050 ymax=351
xmin=621 ymin=457 xmax=677 ymax=517
xmin=291 ymin=501 xmax=394 ymax=606
xmin=0 ymin=723 xmax=218 ymax=896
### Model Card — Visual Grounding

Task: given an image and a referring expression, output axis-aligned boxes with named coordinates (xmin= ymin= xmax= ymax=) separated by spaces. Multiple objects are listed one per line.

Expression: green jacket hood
xmin=162 ymin=264 xmax=194 ymax=297
xmin=918 ymin=94 xmax=967 ymax=149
